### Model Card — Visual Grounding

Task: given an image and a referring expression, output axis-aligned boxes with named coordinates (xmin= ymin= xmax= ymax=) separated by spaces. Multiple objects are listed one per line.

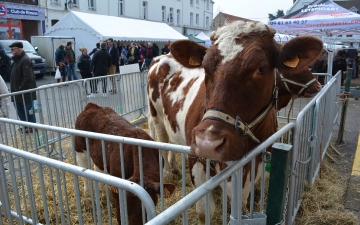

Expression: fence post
xmin=266 ymin=143 xmax=292 ymax=225
xmin=336 ymin=67 xmax=352 ymax=144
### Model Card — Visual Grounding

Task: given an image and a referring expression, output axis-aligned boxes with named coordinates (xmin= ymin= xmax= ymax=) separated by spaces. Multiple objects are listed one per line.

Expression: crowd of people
xmin=54 ymin=39 xmax=172 ymax=88
xmin=0 ymin=39 xmax=172 ymax=134
xmin=311 ymin=42 xmax=359 ymax=85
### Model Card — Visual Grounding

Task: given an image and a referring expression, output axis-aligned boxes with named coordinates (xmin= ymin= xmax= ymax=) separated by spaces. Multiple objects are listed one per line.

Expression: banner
xmin=268 ymin=0 xmax=360 ymax=33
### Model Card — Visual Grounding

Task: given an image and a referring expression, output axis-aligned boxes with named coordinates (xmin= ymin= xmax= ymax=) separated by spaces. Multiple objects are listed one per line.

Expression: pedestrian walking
xmin=9 ymin=41 xmax=37 ymax=133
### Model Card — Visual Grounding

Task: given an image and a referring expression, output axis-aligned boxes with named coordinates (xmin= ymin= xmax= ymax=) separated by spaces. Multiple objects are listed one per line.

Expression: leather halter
xmin=279 ymin=73 xmax=317 ymax=96
xmin=201 ymin=86 xmax=278 ymax=143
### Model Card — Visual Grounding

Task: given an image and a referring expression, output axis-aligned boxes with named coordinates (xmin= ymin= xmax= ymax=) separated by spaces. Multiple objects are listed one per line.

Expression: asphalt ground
xmin=336 ymin=77 xmax=360 ymax=222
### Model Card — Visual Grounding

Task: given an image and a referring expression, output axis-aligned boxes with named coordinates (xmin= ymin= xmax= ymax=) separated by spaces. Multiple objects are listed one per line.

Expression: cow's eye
xmin=258 ymin=66 xmax=266 ymax=74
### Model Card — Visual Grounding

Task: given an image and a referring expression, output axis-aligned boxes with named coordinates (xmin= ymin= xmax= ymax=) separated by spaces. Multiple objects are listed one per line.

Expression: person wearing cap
xmin=9 ymin=41 xmax=37 ymax=133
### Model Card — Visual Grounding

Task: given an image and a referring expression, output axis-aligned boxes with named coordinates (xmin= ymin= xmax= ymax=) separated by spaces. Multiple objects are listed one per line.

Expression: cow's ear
xmin=153 ymin=182 xmax=176 ymax=198
xmin=277 ymin=36 xmax=323 ymax=73
xmin=85 ymin=102 xmax=99 ymax=110
xmin=171 ymin=40 xmax=207 ymax=68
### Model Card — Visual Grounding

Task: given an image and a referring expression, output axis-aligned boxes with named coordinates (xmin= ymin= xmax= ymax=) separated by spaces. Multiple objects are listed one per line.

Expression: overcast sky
xmin=212 ymin=0 xmax=295 ymax=24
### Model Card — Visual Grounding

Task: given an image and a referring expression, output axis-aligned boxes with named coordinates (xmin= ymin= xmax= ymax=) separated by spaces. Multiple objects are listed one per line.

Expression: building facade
xmin=0 ymin=0 xmax=45 ymax=41
xmin=46 ymin=0 xmax=214 ymax=36
xmin=0 ymin=0 xmax=214 ymax=42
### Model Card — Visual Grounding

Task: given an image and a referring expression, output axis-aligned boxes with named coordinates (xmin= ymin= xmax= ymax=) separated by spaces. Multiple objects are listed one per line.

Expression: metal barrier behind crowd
xmin=0 ymin=70 xmax=342 ymax=224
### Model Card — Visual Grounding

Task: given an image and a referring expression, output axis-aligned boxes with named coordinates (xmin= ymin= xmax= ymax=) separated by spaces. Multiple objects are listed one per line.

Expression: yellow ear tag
xmin=284 ymin=55 xmax=299 ymax=68
xmin=189 ymin=56 xmax=201 ymax=66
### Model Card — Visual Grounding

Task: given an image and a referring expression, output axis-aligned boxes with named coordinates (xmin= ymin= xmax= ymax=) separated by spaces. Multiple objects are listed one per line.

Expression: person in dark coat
xmin=161 ymin=44 xmax=170 ymax=55
xmin=9 ymin=41 xmax=37 ymax=133
xmin=144 ymin=42 xmax=158 ymax=68
xmin=153 ymin=43 xmax=159 ymax=56
xmin=89 ymin=43 xmax=100 ymax=57
xmin=78 ymin=47 xmax=92 ymax=79
xmin=90 ymin=42 xmax=111 ymax=97
xmin=55 ymin=45 xmax=66 ymax=83
xmin=107 ymin=38 xmax=119 ymax=93
xmin=77 ymin=47 xmax=93 ymax=94
xmin=332 ymin=49 xmax=347 ymax=84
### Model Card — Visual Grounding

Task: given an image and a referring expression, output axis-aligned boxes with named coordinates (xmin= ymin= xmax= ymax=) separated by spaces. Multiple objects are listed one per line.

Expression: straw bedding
xmin=2 ymin=124 xmax=359 ymax=224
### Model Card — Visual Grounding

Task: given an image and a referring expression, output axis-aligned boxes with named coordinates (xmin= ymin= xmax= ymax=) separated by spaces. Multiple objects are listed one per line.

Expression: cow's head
xmin=276 ymin=36 xmax=323 ymax=98
xmin=171 ymin=21 xmax=323 ymax=161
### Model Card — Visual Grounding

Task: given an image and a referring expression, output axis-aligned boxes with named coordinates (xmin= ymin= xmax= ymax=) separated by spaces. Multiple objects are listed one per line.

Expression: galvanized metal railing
xmin=0 ymin=71 xmax=342 ymax=225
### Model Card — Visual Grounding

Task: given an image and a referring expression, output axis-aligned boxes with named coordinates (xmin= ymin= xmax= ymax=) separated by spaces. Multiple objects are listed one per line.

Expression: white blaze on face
xmin=213 ymin=21 xmax=268 ymax=64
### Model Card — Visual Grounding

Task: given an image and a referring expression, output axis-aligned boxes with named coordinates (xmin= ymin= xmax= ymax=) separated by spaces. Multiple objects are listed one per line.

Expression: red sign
xmin=0 ymin=4 xmax=7 ymax=17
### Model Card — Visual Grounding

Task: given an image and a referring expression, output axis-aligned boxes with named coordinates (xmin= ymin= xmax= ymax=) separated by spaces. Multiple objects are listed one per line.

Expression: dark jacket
xmin=77 ymin=54 xmax=92 ymax=74
xmin=55 ymin=48 xmax=66 ymax=67
xmin=161 ymin=46 xmax=170 ymax=55
xmin=65 ymin=46 xmax=76 ymax=63
xmin=346 ymin=47 xmax=358 ymax=59
xmin=108 ymin=45 xmax=119 ymax=66
xmin=10 ymin=51 xmax=37 ymax=103
xmin=145 ymin=46 xmax=159 ymax=59
xmin=91 ymin=49 xmax=111 ymax=76
xmin=127 ymin=47 xmax=140 ymax=64
xmin=153 ymin=44 xmax=159 ymax=56
xmin=89 ymin=47 xmax=100 ymax=56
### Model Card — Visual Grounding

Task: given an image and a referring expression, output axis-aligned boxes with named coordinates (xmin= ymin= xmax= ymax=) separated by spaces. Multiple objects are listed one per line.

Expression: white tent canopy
xmin=45 ymin=11 xmax=187 ymax=60
xmin=195 ymin=32 xmax=212 ymax=48
xmin=268 ymin=0 xmax=360 ymax=36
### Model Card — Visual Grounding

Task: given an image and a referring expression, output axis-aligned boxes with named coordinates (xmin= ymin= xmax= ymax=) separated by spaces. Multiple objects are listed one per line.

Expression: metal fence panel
xmin=0 ymin=71 xmax=341 ymax=225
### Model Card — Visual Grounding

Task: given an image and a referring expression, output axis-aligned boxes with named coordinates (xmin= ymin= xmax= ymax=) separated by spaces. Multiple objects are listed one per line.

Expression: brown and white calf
xmin=147 ymin=20 xmax=323 ymax=224
xmin=74 ymin=103 xmax=175 ymax=225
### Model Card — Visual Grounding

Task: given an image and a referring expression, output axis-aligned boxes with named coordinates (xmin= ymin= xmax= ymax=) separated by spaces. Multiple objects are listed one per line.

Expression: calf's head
xmin=171 ymin=21 xmax=323 ymax=161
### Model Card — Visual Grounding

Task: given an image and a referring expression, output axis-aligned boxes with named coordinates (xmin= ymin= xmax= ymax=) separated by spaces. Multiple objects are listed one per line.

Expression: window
xmin=177 ymin=9 xmax=180 ymax=24
xmin=206 ymin=0 xmax=209 ymax=9
xmin=50 ymin=0 xmax=60 ymax=5
xmin=196 ymin=14 xmax=199 ymax=25
xmin=196 ymin=0 xmax=199 ymax=6
xmin=4 ymin=0 xmax=38 ymax=5
xmin=168 ymin=8 xmax=174 ymax=23
xmin=51 ymin=20 xmax=59 ymax=26
xmin=162 ymin=6 xmax=166 ymax=22
xmin=206 ymin=17 xmax=209 ymax=28
xmin=71 ymin=0 xmax=78 ymax=8
xmin=143 ymin=2 xmax=148 ymax=19
xmin=190 ymin=13 xmax=193 ymax=26
xmin=190 ymin=0 xmax=193 ymax=6
xmin=118 ymin=0 xmax=124 ymax=16
xmin=88 ymin=0 xmax=95 ymax=9
xmin=66 ymin=0 xmax=78 ymax=8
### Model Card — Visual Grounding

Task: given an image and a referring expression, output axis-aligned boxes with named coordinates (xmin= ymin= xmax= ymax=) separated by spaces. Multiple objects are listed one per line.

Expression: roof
xmin=195 ymin=32 xmax=211 ymax=41
xmin=333 ymin=0 xmax=360 ymax=12
xmin=45 ymin=11 xmax=187 ymax=42
xmin=214 ymin=12 xmax=253 ymax=23
xmin=184 ymin=34 xmax=205 ymax=44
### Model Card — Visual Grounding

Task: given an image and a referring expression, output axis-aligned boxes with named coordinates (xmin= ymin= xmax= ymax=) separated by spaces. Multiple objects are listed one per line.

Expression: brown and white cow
xmin=147 ymin=20 xmax=323 ymax=224
xmin=74 ymin=103 xmax=175 ymax=225
xmin=148 ymin=55 xmax=321 ymax=175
